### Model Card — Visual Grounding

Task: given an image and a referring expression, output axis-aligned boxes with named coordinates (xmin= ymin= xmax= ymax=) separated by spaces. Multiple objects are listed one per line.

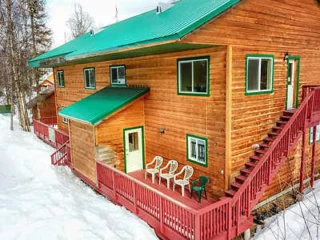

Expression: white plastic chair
xmin=158 ymin=160 xmax=179 ymax=189
xmin=144 ymin=156 xmax=163 ymax=183
xmin=173 ymin=165 xmax=194 ymax=196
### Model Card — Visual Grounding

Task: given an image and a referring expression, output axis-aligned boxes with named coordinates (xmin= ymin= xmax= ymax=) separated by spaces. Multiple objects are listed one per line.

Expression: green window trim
xmin=186 ymin=134 xmax=208 ymax=167
xmin=110 ymin=65 xmax=126 ymax=86
xmin=245 ymin=54 xmax=274 ymax=96
xmin=57 ymin=70 xmax=65 ymax=88
xmin=177 ymin=56 xmax=210 ymax=97
xmin=309 ymin=125 xmax=320 ymax=144
xmin=83 ymin=67 xmax=96 ymax=90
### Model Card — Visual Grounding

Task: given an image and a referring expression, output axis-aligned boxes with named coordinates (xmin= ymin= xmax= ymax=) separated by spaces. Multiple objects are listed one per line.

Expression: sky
xmin=46 ymin=0 xmax=161 ymax=48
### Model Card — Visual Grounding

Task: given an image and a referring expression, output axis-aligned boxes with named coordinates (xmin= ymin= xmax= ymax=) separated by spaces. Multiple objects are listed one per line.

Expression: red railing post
xmin=194 ymin=213 xmax=200 ymax=240
xmin=159 ymin=197 xmax=164 ymax=234
xmin=112 ymin=170 xmax=116 ymax=200
xmin=311 ymin=125 xmax=317 ymax=188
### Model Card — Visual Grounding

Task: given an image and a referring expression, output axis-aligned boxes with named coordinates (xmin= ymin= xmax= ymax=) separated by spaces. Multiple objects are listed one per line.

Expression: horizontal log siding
xmin=54 ymin=46 xmax=227 ymax=197
xmin=182 ymin=0 xmax=320 ymax=197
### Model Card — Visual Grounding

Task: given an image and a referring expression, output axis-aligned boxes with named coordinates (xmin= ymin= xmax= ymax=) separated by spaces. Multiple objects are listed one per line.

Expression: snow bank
xmin=0 ymin=115 xmax=158 ymax=240
xmin=254 ymin=181 xmax=320 ymax=240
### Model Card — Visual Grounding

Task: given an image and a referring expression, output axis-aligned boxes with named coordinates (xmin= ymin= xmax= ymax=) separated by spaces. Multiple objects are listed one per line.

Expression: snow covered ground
xmin=254 ymin=181 xmax=320 ymax=240
xmin=0 ymin=115 xmax=158 ymax=240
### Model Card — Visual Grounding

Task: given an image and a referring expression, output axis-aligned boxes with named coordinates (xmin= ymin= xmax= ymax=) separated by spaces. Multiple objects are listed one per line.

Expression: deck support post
xmin=299 ymin=127 xmax=306 ymax=193
xmin=311 ymin=125 xmax=317 ymax=188
xmin=244 ymin=229 xmax=251 ymax=240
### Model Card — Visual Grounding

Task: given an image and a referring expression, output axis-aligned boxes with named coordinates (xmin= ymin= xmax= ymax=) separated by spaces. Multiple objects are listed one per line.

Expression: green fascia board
xmin=29 ymin=0 xmax=240 ymax=68
xmin=59 ymin=87 xmax=149 ymax=125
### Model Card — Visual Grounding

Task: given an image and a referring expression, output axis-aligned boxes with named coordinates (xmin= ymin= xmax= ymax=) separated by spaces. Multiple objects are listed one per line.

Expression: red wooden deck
xmin=129 ymin=170 xmax=215 ymax=210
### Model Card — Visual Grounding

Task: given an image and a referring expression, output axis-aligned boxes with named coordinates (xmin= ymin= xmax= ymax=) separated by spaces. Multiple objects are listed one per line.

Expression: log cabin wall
xmin=96 ymin=100 xmax=145 ymax=172
xmin=54 ymin=46 xmax=227 ymax=196
xmin=69 ymin=120 xmax=97 ymax=184
xmin=182 ymin=0 xmax=320 ymax=198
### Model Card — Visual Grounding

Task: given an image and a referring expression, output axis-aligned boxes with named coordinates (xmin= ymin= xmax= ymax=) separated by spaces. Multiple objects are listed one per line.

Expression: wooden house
xmin=28 ymin=85 xmax=57 ymax=125
xmin=29 ymin=0 xmax=320 ymax=239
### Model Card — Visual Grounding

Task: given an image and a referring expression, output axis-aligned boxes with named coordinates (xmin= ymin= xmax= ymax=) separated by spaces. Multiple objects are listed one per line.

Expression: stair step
xmin=250 ymin=155 xmax=261 ymax=161
xmin=231 ymin=182 xmax=242 ymax=190
xmin=225 ymin=189 xmax=237 ymax=197
xmin=263 ymin=137 xmax=274 ymax=143
xmin=235 ymin=175 xmax=247 ymax=183
xmin=280 ymin=116 xmax=291 ymax=121
xmin=276 ymin=120 xmax=288 ymax=126
xmin=283 ymin=110 xmax=295 ymax=116
xmin=272 ymin=126 xmax=283 ymax=132
xmin=268 ymin=132 xmax=279 ymax=137
xmin=245 ymin=161 xmax=256 ymax=168
xmin=259 ymin=143 xmax=269 ymax=149
xmin=240 ymin=168 xmax=252 ymax=175
xmin=220 ymin=196 xmax=229 ymax=200
xmin=255 ymin=149 xmax=265 ymax=155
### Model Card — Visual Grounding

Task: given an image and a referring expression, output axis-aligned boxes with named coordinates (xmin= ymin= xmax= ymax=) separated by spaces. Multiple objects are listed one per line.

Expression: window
xmin=84 ymin=68 xmax=95 ymax=89
xmin=57 ymin=70 xmax=65 ymax=88
xmin=187 ymin=134 xmax=208 ymax=167
xmin=62 ymin=116 xmax=68 ymax=124
xmin=310 ymin=125 xmax=320 ymax=144
xmin=246 ymin=55 xmax=274 ymax=95
xmin=129 ymin=132 xmax=139 ymax=152
xmin=110 ymin=65 xmax=126 ymax=85
xmin=178 ymin=57 xmax=209 ymax=96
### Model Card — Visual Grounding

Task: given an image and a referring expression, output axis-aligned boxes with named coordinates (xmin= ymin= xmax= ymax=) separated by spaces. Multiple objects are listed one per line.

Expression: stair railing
xmin=51 ymin=140 xmax=70 ymax=166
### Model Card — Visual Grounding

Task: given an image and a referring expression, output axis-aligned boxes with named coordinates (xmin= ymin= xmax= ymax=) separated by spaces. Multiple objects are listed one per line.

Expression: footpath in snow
xmin=0 ymin=115 xmax=158 ymax=240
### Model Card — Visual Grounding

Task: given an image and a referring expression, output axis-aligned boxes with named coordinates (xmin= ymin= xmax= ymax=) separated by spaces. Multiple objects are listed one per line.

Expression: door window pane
xmin=129 ymin=132 xmax=139 ymax=152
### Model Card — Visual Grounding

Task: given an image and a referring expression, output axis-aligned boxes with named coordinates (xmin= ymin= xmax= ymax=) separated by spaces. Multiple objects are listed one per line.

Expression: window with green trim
xmin=57 ymin=70 xmax=65 ymax=88
xmin=178 ymin=57 xmax=209 ymax=96
xmin=246 ymin=55 xmax=274 ymax=95
xmin=84 ymin=68 xmax=95 ymax=89
xmin=110 ymin=65 xmax=126 ymax=86
xmin=310 ymin=125 xmax=320 ymax=144
xmin=187 ymin=134 xmax=207 ymax=166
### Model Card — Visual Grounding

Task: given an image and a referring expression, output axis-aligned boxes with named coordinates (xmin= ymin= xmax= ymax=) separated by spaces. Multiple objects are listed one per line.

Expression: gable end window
xmin=186 ymin=134 xmax=208 ymax=167
xmin=84 ymin=68 xmax=96 ymax=89
xmin=245 ymin=55 xmax=274 ymax=95
xmin=57 ymin=70 xmax=65 ymax=88
xmin=310 ymin=125 xmax=320 ymax=144
xmin=110 ymin=65 xmax=126 ymax=86
xmin=178 ymin=57 xmax=209 ymax=96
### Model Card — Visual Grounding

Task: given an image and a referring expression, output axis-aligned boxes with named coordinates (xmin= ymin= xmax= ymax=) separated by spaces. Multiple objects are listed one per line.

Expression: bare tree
xmin=67 ymin=4 xmax=94 ymax=38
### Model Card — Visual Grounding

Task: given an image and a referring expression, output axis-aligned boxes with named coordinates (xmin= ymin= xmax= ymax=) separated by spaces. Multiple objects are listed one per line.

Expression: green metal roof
xmin=59 ymin=87 xmax=149 ymax=125
xmin=29 ymin=0 xmax=239 ymax=67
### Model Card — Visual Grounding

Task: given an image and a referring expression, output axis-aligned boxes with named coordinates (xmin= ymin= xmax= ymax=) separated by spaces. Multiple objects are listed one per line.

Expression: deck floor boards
xmin=129 ymin=170 xmax=215 ymax=210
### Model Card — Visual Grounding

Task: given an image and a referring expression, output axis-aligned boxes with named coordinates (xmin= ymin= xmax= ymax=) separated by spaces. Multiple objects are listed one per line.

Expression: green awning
xmin=59 ymin=87 xmax=149 ymax=125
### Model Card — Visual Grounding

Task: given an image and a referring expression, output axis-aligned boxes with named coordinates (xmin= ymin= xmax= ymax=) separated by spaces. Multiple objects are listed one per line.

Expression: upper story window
xmin=187 ymin=134 xmax=208 ymax=167
xmin=110 ymin=65 xmax=126 ymax=86
xmin=84 ymin=68 xmax=96 ymax=89
xmin=310 ymin=125 xmax=320 ymax=144
xmin=246 ymin=54 xmax=274 ymax=95
xmin=57 ymin=70 xmax=65 ymax=88
xmin=178 ymin=57 xmax=209 ymax=96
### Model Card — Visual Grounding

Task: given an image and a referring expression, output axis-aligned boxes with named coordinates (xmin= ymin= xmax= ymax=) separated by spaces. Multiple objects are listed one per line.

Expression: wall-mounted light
xmin=283 ymin=52 xmax=290 ymax=61
xmin=160 ymin=127 xmax=165 ymax=134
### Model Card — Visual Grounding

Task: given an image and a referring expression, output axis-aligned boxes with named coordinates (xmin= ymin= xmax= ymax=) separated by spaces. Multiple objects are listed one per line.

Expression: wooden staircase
xmin=217 ymin=85 xmax=320 ymax=239
xmin=225 ymin=110 xmax=294 ymax=198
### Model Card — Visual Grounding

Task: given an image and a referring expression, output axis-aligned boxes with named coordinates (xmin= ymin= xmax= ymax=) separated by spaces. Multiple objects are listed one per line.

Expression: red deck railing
xmin=33 ymin=119 xmax=69 ymax=149
xmin=95 ymin=86 xmax=320 ymax=240
xmin=51 ymin=141 xmax=71 ymax=167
